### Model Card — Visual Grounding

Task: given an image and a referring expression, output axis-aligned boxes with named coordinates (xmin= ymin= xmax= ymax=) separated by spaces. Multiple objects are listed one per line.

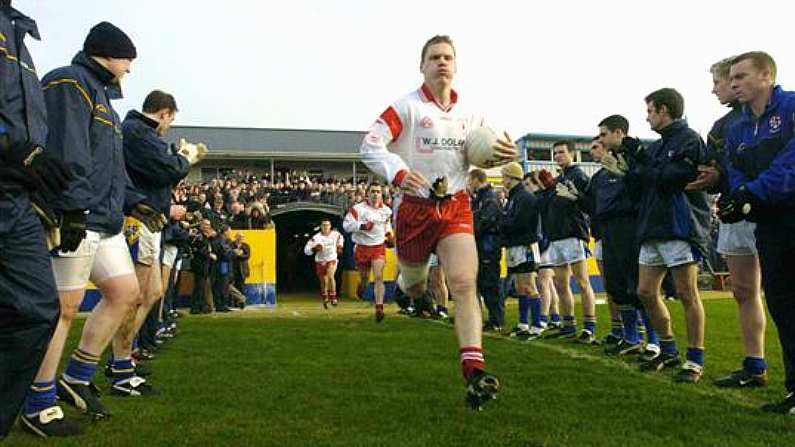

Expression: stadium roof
xmin=165 ymin=126 xmax=367 ymax=160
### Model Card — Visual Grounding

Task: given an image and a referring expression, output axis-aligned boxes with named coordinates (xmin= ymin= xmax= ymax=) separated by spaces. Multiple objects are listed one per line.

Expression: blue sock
xmin=610 ymin=318 xmax=624 ymax=338
xmin=436 ymin=305 xmax=448 ymax=315
xmin=583 ymin=315 xmax=596 ymax=334
xmin=562 ymin=315 xmax=576 ymax=333
xmin=540 ymin=314 xmax=549 ymax=325
xmin=551 ymin=313 xmax=561 ymax=323
xmin=620 ymin=307 xmax=641 ymax=344
xmin=23 ymin=381 xmax=57 ymax=416
xmin=659 ymin=338 xmax=678 ymax=357
xmin=743 ymin=356 xmax=767 ymax=375
xmin=686 ymin=347 xmax=705 ymax=366
xmin=111 ymin=357 xmax=136 ymax=384
xmin=63 ymin=349 xmax=100 ymax=384
xmin=518 ymin=296 xmax=530 ymax=325
xmin=639 ymin=308 xmax=659 ymax=345
xmin=529 ymin=296 xmax=542 ymax=328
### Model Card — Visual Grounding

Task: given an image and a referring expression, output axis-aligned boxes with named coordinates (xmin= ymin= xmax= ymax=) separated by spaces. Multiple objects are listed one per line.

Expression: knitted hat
xmin=83 ymin=22 xmax=137 ymax=59
xmin=501 ymin=162 xmax=524 ymax=180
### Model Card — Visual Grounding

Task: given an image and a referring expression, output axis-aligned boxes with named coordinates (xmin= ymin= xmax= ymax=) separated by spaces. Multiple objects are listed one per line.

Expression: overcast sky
xmin=19 ymin=0 xmax=795 ymax=140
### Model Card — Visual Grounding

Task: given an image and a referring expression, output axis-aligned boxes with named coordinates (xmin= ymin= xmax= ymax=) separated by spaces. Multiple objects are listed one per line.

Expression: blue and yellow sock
xmin=686 ymin=347 xmax=705 ymax=366
xmin=551 ymin=313 xmax=561 ymax=324
xmin=111 ymin=357 xmax=136 ymax=384
xmin=620 ymin=306 xmax=641 ymax=344
xmin=23 ymin=381 xmax=57 ymax=416
xmin=63 ymin=348 xmax=100 ymax=384
xmin=540 ymin=314 xmax=549 ymax=326
xmin=518 ymin=296 xmax=530 ymax=325
xmin=583 ymin=315 xmax=596 ymax=334
xmin=562 ymin=315 xmax=576 ymax=333
xmin=529 ymin=296 xmax=542 ymax=328
xmin=639 ymin=308 xmax=659 ymax=345
xmin=743 ymin=356 xmax=767 ymax=375
xmin=659 ymin=338 xmax=678 ymax=357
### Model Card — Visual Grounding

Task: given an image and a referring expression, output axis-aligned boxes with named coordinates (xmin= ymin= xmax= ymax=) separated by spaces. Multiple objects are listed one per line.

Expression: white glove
xmin=555 ymin=180 xmax=581 ymax=201
xmin=178 ymin=138 xmax=209 ymax=165
xmin=601 ymin=152 xmax=629 ymax=177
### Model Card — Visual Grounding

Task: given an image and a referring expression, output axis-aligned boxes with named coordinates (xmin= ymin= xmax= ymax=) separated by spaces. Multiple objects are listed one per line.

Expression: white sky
xmin=19 ymin=0 xmax=795 ymax=140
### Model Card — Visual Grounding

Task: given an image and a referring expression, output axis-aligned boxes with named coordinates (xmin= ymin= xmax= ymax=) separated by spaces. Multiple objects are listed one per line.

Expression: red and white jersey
xmin=342 ymin=200 xmax=392 ymax=246
xmin=360 ymin=84 xmax=486 ymax=199
xmin=304 ymin=230 xmax=344 ymax=263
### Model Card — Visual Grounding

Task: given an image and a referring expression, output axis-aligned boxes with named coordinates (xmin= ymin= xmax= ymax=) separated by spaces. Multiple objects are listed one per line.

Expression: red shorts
xmin=354 ymin=244 xmax=386 ymax=268
xmin=395 ymin=190 xmax=473 ymax=263
xmin=315 ymin=260 xmax=337 ymax=277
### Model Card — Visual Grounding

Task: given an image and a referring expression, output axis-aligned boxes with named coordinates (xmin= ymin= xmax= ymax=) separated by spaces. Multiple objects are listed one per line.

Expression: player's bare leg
xmin=357 ymin=264 xmax=369 ymax=300
xmin=372 ymin=258 xmax=386 ymax=321
xmin=549 ymin=265 xmax=576 ymax=336
xmin=538 ymin=268 xmax=560 ymax=328
xmin=571 ymin=260 xmax=598 ymax=343
xmin=671 ymin=263 xmax=705 ymax=352
xmin=326 ymin=261 xmax=338 ymax=306
xmin=112 ymin=264 xmax=154 ymax=360
xmin=430 ymin=264 xmax=450 ymax=319
xmin=437 ymin=233 xmax=500 ymax=409
xmin=637 ymin=265 xmax=685 ymax=373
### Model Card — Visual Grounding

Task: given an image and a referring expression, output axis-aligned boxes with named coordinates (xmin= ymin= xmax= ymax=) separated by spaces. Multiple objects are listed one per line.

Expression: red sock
xmin=330 ymin=292 xmax=337 ymax=301
xmin=460 ymin=346 xmax=485 ymax=379
xmin=375 ymin=304 xmax=384 ymax=310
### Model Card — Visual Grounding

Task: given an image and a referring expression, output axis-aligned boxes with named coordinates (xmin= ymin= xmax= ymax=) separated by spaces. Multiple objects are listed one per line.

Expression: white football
xmin=465 ymin=126 xmax=506 ymax=168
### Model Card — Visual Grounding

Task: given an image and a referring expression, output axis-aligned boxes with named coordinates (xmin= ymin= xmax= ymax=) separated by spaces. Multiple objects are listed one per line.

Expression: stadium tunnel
xmin=270 ymin=203 xmax=347 ymax=294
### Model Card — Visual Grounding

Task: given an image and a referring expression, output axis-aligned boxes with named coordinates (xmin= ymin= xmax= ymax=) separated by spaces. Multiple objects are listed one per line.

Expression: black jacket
xmin=0 ymin=5 xmax=47 ymax=213
xmin=500 ymin=182 xmax=539 ymax=247
xmin=41 ymin=52 xmax=145 ymax=232
xmin=539 ymin=165 xmax=590 ymax=242
xmin=122 ymin=110 xmax=190 ymax=215
xmin=706 ymin=103 xmax=742 ymax=195
xmin=471 ymin=184 xmax=502 ymax=255
xmin=626 ymin=120 xmax=711 ymax=255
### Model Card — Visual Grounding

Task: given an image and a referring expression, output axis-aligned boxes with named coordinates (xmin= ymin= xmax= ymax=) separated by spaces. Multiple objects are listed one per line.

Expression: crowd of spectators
xmin=172 ymin=169 xmax=394 ymax=230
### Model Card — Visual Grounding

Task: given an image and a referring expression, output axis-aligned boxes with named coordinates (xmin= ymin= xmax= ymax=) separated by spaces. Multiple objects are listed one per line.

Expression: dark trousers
xmin=602 ymin=216 xmax=641 ymax=307
xmin=478 ymin=253 xmax=503 ymax=327
xmin=191 ymin=270 xmax=210 ymax=312
xmin=138 ymin=304 xmax=160 ymax=349
xmin=756 ymin=225 xmax=795 ymax=392
xmin=212 ymin=274 xmax=231 ymax=311
xmin=0 ymin=203 xmax=59 ymax=436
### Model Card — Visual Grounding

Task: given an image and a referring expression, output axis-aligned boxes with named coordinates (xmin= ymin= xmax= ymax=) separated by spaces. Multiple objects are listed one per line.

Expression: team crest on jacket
xmin=769 ymin=115 xmax=782 ymax=133
xmin=420 ymin=116 xmax=434 ymax=128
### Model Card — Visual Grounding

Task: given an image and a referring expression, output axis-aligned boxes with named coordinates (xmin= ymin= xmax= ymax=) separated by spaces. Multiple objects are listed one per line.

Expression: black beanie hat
xmin=83 ymin=21 xmax=137 ymax=59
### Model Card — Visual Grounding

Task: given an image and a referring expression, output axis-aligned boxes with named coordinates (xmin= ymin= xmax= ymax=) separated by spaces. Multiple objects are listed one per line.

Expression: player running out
xmin=304 ymin=219 xmax=344 ymax=308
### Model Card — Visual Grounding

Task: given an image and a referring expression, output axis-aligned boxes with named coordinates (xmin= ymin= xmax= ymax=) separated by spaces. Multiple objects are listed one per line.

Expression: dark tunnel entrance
xmin=270 ymin=204 xmax=345 ymax=295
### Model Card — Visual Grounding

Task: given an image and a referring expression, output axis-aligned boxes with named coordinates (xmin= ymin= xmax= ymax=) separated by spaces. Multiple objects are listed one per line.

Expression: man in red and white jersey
xmin=343 ymin=183 xmax=393 ymax=322
xmin=359 ymin=35 xmax=516 ymax=410
xmin=303 ymin=219 xmax=344 ymax=308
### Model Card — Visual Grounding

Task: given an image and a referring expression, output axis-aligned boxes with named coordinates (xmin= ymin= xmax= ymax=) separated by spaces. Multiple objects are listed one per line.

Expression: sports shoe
xmin=639 ymin=352 xmax=680 ymax=372
xmin=56 ymin=378 xmax=111 ymax=420
xmin=132 ymin=348 xmax=155 ymax=361
xmin=104 ymin=362 xmax=151 ymax=378
xmin=524 ymin=326 xmax=545 ymax=341
xmin=110 ymin=376 xmax=160 ymax=397
xmin=331 ymin=297 xmax=339 ymax=306
xmin=713 ymin=368 xmax=768 ymax=388
xmin=547 ymin=320 xmax=563 ymax=330
xmin=20 ymin=406 xmax=81 ymax=438
xmin=375 ymin=307 xmax=385 ymax=323
xmin=602 ymin=333 xmax=622 ymax=346
xmin=507 ymin=326 xmax=532 ymax=341
xmin=544 ymin=327 xmax=577 ymax=339
xmin=574 ymin=329 xmax=598 ymax=345
xmin=465 ymin=369 xmax=501 ymax=411
xmin=760 ymin=392 xmax=795 ymax=415
xmin=482 ymin=322 xmax=502 ymax=333
xmin=639 ymin=344 xmax=661 ymax=362
xmin=673 ymin=360 xmax=703 ymax=383
xmin=322 ymin=298 xmax=329 ymax=309
xmin=605 ymin=339 xmax=643 ymax=356
xmin=356 ymin=283 xmax=365 ymax=300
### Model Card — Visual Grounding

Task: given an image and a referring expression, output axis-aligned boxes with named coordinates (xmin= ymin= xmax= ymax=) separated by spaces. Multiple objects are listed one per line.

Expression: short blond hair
xmin=732 ymin=51 xmax=777 ymax=82
xmin=710 ymin=56 xmax=735 ymax=80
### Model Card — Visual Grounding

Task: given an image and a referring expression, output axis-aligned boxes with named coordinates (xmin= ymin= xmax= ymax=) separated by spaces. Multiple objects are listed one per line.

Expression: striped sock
xmin=583 ymin=315 xmax=596 ymax=334
xmin=551 ymin=313 xmax=561 ymax=323
xmin=111 ymin=357 xmax=136 ymax=384
xmin=563 ymin=315 xmax=576 ymax=333
xmin=63 ymin=349 xmax=100 ymax=384
xmin=460 ymin=346 xmax=485 ymax=379
xmin=23 ymin=381 xmax=57 ymax=416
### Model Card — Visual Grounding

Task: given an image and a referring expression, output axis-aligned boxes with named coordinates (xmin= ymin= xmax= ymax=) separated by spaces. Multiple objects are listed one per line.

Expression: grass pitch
xmin=5 ymin=292 xmax=795 ymax=446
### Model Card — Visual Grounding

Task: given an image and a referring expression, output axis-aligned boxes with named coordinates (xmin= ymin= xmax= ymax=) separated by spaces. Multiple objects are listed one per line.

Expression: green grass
xmin=5 ymin=292 xmax=795 ymax=446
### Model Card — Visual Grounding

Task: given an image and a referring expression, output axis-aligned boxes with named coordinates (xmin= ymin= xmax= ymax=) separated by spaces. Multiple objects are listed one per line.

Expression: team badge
xmin=420 ymin=116 xmax=434 ymax=128
xmin=769 ymin=115 xmax=782 ymax=132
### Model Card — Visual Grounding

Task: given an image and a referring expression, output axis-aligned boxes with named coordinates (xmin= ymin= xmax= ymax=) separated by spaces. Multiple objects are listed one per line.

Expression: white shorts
xmin=716 ymin=221 xmax=757 ymax=257
xmin=51 ymin=231 xmax=136 ymax=291
xmin=428 ymin=253 xmax=440 ymax=268
xmin=125 ymin=218 xmax=161 ymax=266
xmin=547 ymin=237 xmax=588 ymax=267
xmin=638 ymin=240 xmax=699 ymax=268
xmin=594 ymin=239 xmax=603 ymax=262
xmin=538 ymin=247 xmax=553 ymax=269
xmin=506 ymin=243 xmax=540 ymax=269
xmin=161 ymin=244 xmax=179 ymax=269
